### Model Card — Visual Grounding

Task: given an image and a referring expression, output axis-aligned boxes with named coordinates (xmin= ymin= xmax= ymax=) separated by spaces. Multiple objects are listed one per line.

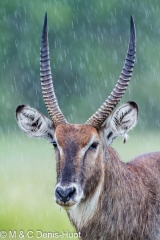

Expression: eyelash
xmin=89 ymin=142 xmax=99 ymax=150
xmin=52 ymin=142 xmax=58 ymax=148
xmin=51 ymin=141 xmax=99 ymax=150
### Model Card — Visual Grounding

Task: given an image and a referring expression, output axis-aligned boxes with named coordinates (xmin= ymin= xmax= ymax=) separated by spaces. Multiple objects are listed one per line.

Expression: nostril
xmin=56 ymin=186 xmax=76 ymax=203
xmin=68 ymin=187 xmax=76 ymax=199
xmin=56 ymin=187 xmax=65 ymax=198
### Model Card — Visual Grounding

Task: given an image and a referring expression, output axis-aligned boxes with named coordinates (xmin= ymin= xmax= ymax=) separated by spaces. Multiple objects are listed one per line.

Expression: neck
xmin=68 ymin=146 xmax=125 ymax=230
xmin=67 ymin=147 xmax=159 ymax=239
xmin=68 ymin=179 xmax=103 ymax=230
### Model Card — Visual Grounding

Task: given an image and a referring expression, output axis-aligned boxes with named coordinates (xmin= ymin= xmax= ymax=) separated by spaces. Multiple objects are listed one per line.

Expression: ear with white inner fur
xmin=102 ymin=101 xmax=138 ymax=146
xmin=16 ymin=105 xmax=54 ymax=142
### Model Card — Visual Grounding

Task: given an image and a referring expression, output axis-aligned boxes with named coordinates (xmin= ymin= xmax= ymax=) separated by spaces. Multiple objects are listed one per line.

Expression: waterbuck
xmin=16 ymin=13 xmax=160 ymax=240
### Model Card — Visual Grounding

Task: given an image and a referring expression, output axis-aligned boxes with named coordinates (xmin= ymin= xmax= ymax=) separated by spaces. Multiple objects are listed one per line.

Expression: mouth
xmin=55 ymin=199 xmax=78 ymax=210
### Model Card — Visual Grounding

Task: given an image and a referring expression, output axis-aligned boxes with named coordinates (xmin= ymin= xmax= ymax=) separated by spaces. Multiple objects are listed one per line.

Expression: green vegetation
xmin=1 ymin=0 xmax=160 ymax=131
xmin=1 ymin=131 xmax=159 ymax=239
xmin=0 ymin=133 xmax=76 ymax=239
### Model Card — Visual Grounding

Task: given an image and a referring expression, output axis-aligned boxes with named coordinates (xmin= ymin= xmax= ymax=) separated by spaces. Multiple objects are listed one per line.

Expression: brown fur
xmin=78 ymin=149 xmax=160 ymax=240
xmin=54 ymin=124 xmax=160 ymax=240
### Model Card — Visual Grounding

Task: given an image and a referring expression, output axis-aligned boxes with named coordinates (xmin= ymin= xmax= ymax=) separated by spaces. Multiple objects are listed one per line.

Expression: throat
xmin=68 ymin=181 xmax=103 ymax=230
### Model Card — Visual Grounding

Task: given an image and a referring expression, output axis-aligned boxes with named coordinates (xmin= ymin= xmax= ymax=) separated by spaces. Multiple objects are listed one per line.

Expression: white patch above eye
xmin=102 ymin=102 xmax=138 ymax=146
xmin=16 ymin=105 xmax=54 ymax=142
xmin=80 ymin=134 xmax=98 ymax=155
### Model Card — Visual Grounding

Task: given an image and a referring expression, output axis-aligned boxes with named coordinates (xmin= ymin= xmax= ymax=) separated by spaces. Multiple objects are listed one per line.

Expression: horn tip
xmin=43 ymin=12 xmax=47 ymax=29
xmin=41 ymin=12 xmax=48 ymax=44
xmin=44 ymin=12 xmax=47 ymax=23
xmin=130 ymin=15 xmax=135 ymax=37
xmin=42 ymin=12 xmax=47 ymax=32
xmin=130 ymin=15 xmax=134 ymax=23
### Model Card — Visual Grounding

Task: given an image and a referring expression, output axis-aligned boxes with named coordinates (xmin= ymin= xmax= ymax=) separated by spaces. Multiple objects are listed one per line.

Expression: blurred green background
xmin=0 ymin=0 xmax=160 ymax=239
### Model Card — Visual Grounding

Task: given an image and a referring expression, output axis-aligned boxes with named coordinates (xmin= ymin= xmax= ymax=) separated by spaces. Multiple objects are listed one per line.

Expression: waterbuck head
xmin=16 ymin=13 xmax=138 ymax=210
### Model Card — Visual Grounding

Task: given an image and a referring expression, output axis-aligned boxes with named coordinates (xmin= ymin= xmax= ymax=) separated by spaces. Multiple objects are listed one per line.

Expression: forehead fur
xmin=55 ymin=124 xmax=99 ymax=148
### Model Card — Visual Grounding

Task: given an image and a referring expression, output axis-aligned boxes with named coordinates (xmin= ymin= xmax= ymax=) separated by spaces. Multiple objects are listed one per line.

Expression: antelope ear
xmin=15 ymin=105 xmax=54 ymax=142
xmin=102 ymin=101 xmax=138 ymax=146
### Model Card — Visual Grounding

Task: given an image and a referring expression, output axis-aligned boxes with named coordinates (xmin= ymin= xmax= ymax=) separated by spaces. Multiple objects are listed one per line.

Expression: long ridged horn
xmin=86 ymin=15 xmax=136 ymax=129
xmin=40 ymin=12 xmax=67 ymax=126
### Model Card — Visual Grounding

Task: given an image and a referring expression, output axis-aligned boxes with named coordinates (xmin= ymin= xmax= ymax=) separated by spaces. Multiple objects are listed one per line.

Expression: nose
xmin=55 ymin=186 xmax=76 ymax=203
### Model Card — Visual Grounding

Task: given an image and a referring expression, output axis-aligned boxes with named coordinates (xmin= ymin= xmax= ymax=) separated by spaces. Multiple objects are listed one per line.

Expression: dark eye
xmin=89 ymin=142 xmax=99 ymax=150
xmin=52 ymin=142 xmax=57 ymax=148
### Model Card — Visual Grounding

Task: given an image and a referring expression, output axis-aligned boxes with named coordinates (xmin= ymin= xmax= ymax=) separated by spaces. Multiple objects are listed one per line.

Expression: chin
xmin=55 ymin=199 xmax=79 ymax=210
